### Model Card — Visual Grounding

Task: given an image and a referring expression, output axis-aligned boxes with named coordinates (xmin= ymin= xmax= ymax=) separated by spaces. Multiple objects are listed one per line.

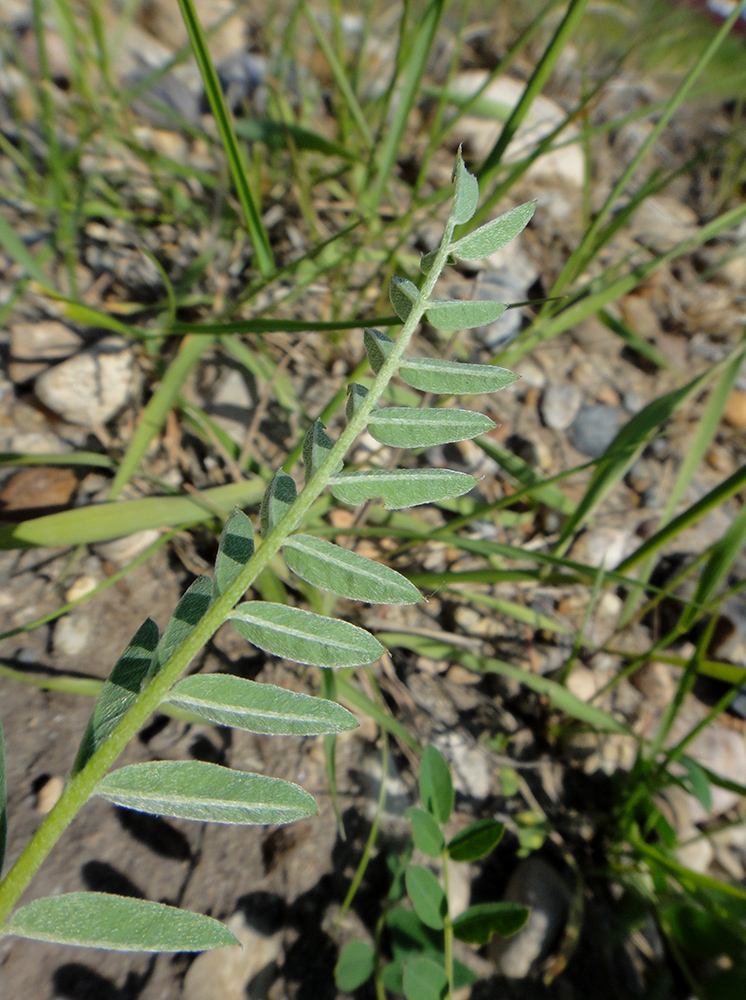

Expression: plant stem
xmin=0 ymin=214 xmax=457 ymax=927
xmin=441 ymin=848 xmax=454 ymax=998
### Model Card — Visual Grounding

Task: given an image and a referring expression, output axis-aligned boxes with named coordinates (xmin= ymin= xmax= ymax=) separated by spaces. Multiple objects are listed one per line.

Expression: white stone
xmin=53 ymin=613 xmax=92 ymax=657
xmin=540 ymin=384 xmax=582 ymax=430
xmin=9 ymin=321 xmax=82 ymax=383
xmin=34 ymin=338 xmax=140 ymax=427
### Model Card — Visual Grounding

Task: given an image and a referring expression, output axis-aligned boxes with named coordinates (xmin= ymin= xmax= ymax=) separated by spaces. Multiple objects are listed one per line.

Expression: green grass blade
xmin=0 ymin=481 xmax=265 ymax=550
xmin=0 ymin=714 xmax=6 ymax=875
xmin=175 ymin=0 xmax=274 ymax=275
xmin=0 ymin=213 xmax=49 ymax=287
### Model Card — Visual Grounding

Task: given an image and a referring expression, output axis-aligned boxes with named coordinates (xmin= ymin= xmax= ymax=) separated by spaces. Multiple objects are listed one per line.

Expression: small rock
xmin=208 ymin=365 xmax=256 ymax=444
xmin=631 ymin=662 xmax=676 ymax=709
xmin=34 ymin=338 xmax=141 ymax=427
xmin=539 ymin=384 xmax=582 ymax=430
xmin=566 ymin=404 xmax=620 ymax=457
xmin=489 ymin=857 xmax=572 ymax=978
xmin=723 ymin=389 xmax=746 ymax=429
xmin=9 ymin=321 xmax=82 ymax=383
xmin=94 ymin=529 xmax=162 ymax=567
xmin=505 ymin=433 xmax=552 ymax=472
xmin=65 ymin=575 xmax=99 ymax=602
xmin=570 ymin=527 xmax=631 ymax=569
xmin=436 ymin=732 xmax=492 ymax=800
xmin=566 ymin=666 xmax=599 ymax=702
xmin=183 ymin=910 xmax=282 ymax=1000
xmin=35 ymin=775 xmax=65 ymax=814
xmin=53 ymin=614 xmax=92 ymax=657
xmin=0 ymin=467 xmax=77 ymax=516
xmin=684 ymin=723 xmax=746 ymax=822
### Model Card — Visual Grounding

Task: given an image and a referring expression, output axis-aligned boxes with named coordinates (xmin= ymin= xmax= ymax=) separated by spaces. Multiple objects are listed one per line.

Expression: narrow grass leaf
xmin=390 ymin=277 xmax=420 ymax=322
xmin=448 ymin=819 xmax=505 ymax=862
xmin=0 ymin=480 xmax=266 ymax=550
xmin=72 ymin=619 xmax=159 ymax=775
xmin=451 ymin=149 xmax=479 ymax=224
xmin=364 ymin=328 xmax=395 ymax=373
xmin=261 ymin=470 xmax=297 ymax=536
xmin=329 ymin=469 xmax=479 ymax=510
xmin=1 ymin=893 xmax=238 ymax=952
xmin=406 ymin=806 xmax=445 ymax=857
xmin=399 ymin=358 xmax=518 ymax=394
xmin=406 ymin=866 xmax=447 ymax=930
xmin=168 ymin=674 xmax=358 ymax=736
xmin=304 ymin=420 xmax=341 ymax=479
xmin=426 ymin=298 xmax=507 ymax=331
xmin=229 ymin=602 xmax=384 ymax=668
xmin=0 ymin=715 xmax=6 ymax=874
xmin=452 ymin=903 xmax=529 ymax=945
xmin=155 ymin=576 xmax=213 ymax=672
xmin=335 ymin=940 xmax=375 ymax=991
xmin=233 ymin=117 xmax=361 ymax=160
xmin=335 ymin=676 xmax=421 ymax=752
xmin=685 ymin=501 xmax=746 ymax=632
xmin=403 ymin=956 xmax=448 ymax=1000
xmin=284 ymin=534 xmax=423 ymax=604
xmin=214 ymin=507 xmax=254 ymax=596
xmin=476 ymin=437 xmax=577 ymax=514
xmin=420 ymin=745 xmax=454 ymax=824
xmin=368 ymin=407 xmax=495 ymax=448
xmin=451 ymin=201 xmax=536 ymax=260
xmin=96 ymin=760 xmax=317 ymax=825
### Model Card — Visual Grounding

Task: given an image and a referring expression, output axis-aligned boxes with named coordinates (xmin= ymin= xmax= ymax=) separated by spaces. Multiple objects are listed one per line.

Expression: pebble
xmin=65 ymin=575 xmax=99 ymax=602
xmin=566 ymin=666 xmax=599 ymax=702
xmin=631 ymin=662 xmax=676 ymax=709
xmin=569 ymin=527 xmax=631 ymax=569
xmin=35 ymin=775 xmax=65 ymax=814
xmin=489 ymin=856 xmax=572 ymax=978
xmin=34 ymin=338 xmax=141 ymax=427
xmin=0 ymin=467 xmax=77 ymax=515
xmin=94 ymin=528 xmax=163 ymax=567
xmin=566 ymin=404 xmax=620 ymax=457
xmin=723 ymin=388 xmax=746 ymax=429
xmin=208 ymin=365 xmax=256 ymax=444
xmin=183 ymin=910 xmax=282 ymax=1000
xmin=436 ymin=732 xmax=492 ymax=800
xmin=53 ymin=613 xmax=92 ymax=657
xmin=9 ymin=321 xmax=82 ymax=383
xmin=539 ymin=384 xmax=582 ymax=430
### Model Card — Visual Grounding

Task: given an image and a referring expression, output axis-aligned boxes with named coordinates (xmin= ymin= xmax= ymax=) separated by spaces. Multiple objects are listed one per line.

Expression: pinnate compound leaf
xmin=2 ymin=893 xmax=238 ymax=952
xmin=400 ymin=357 xmax=519 ymax=395
xmin=389 ymin=276 xmax=420 ymax=322
xmin=447 ymin=818 xmax=505 ymax=862
xmin=403 ymin=956 xmax=448 ymax=1000
xmin=72 ymin=618 xmax=159 ymax=775
xmin=426 ymin=298 xmax=507 ymax=331
xmin=451 ymin=149 xmax=479 ymax=225
xmin=368 ymin=407 xmax=495 ymax=448
xmin=420 ymin=745 xmax=453 ymax=824
xmin=154 ymin=575 xmax=213 ymax=673
xmin=364 ymin=328 xmax=394 ymax=374
xmin=261 ymin=469 xmax=297 ymax=536
xmin=451 ymin=902 xmax=529 ymax=945
xmin=284 ymin=534 xmax=423 ymax=604
xmin=229 ymin=601 xmax=384 ymax=667
xmin=214 ymin=507 xmax=254 ymax=596
xmin=329 ymin=468 xmax=478 ymax=510
xmin=346 ymin=382 xmax=369 ymax=421
xmin=406 ymin=806 xmax=445 ymax=857
xmin=304 ymin=419 xmax=341 ymax=479
xmin=95 ymin=760 xmax=317 ymax=825
xmin=406 ymin=865 xmax=447 ymax=930
xmin=168 ymin=674 xmax=357 ymax=736
xmin=450 ymin=201 xmax=536 ymax=261
xmin=335 ymin=940 xmax=376 ymax=991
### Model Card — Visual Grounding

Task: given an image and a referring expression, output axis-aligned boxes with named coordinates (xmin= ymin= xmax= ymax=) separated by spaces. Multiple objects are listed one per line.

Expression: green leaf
xmin=406 ymin=806 xmax=445 ymax=857
xmin=364 ymin=328 xmax=395 ymax=374
xmin=403 ymin=956 xmax=448 ymax=1000
xmin=368 ymin=407 xmax=495 ymax=448
xmin=390 ymin=276 xmax=420 ymax=322
xmin=426 ymin=298 xmax=507 ymax=331
xmin=399 ymin=357 xmax=519 ymax=394
xmin=451 ymin=149 xmax=479 ymax=224
xmin=284 ymin=534 xmax=423 ymax=604
xmin=0 ymin=714 xmax=6 ymax=875
xmin=451 ymin=902 xmax=529 ymax=945
xmin=420 ymin=745 xmax=453 ymax=824
xmin=261 ymin=470 xmax=298 ymax=536
xmin=1 ymin=892 xmax=238 ymax=952
xmin=680 ymin=755 xmax=712 ymax=813
xmin=72 ymin=618 xmax=160 ymax=775
xmin=450 ymin=201 xmax=536 ymax=260
xmin=229 ymin=602 xmax=384 ymax=668
xmin=154 ymin=575 xmax=213 ymax=673
xmin=95 ymin=760 xmax=317 ymax=825
xmin=346 ymin=382 xmax=369 ymax=421
xmin=168 ymin=674 xmax=358 ymax=736
xmin=335 ymin=940 xmax=376 ymax=991
xmin=447 ymin=818 xmax=505 ymax=862
xmin=406 ymin=866 xmax=447 ymax=930
xmin=214 ymin=507 xmax=254 ymax=596
xmin=329 ymin=468 xmax=479 ymax=510
xmin=304 ymin=420 xmax=341 ymax=479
